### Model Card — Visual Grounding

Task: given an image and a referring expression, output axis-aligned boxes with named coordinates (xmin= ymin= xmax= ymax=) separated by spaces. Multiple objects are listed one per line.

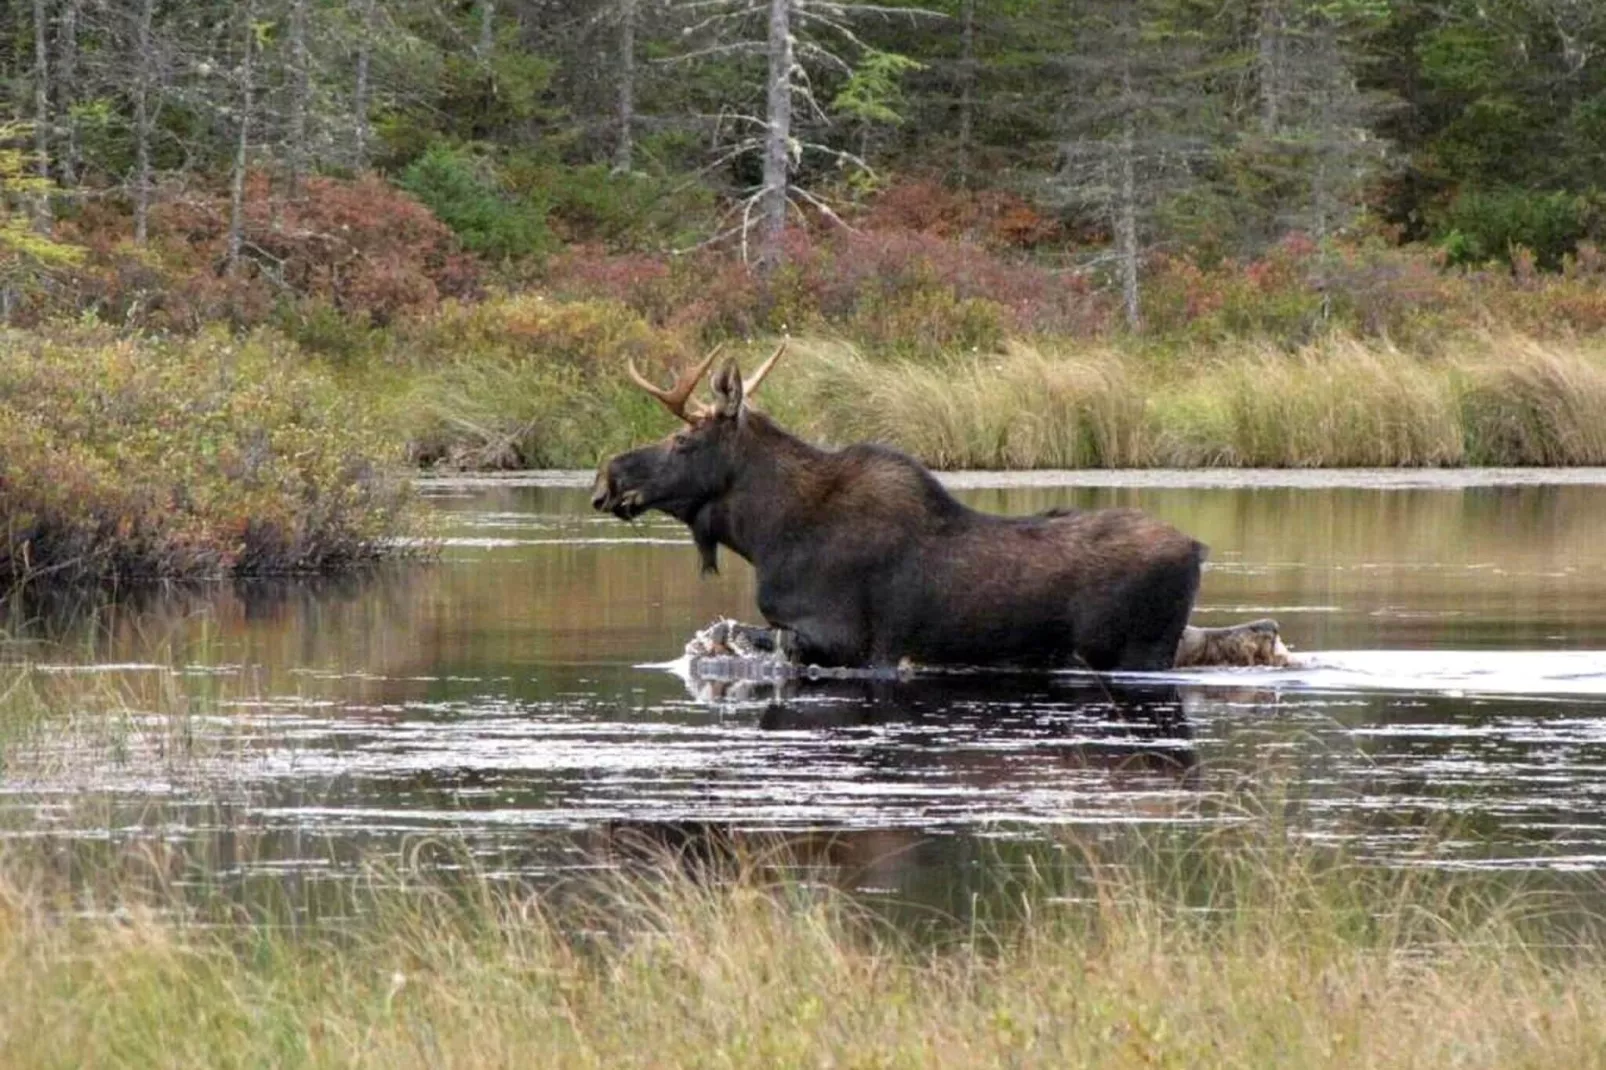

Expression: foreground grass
xmin=0 ymin=658 xmax=1601 ymax=1068
xmin=0 ymin=827 xmax=1601 ymax=1070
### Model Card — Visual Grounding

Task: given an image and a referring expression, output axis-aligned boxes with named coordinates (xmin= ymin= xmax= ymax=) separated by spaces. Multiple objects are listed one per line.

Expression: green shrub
xmin=527 ymin=162 xmax=718 ymax=250
xmin=1438 ymin=189 xmax=1599 ymax=271
xmin=399 ymin=145 xmax=554 ymax=261
xmin=0 ymin=327 xmax=419 ymax=589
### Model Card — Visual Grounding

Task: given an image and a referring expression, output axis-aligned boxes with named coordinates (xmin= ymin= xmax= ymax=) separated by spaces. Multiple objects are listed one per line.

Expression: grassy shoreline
xmin=392 ymin=321 xmax=1606 ymax=471
xmin=7 ymin=310 xmax=1606 ymax=593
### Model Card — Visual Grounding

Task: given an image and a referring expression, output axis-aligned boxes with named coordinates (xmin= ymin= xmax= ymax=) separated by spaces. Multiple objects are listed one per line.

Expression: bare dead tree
xmin=131 ymin=0 xmax=155 ymax=244
xmin=227 ymin=0 xmax=259 ymax=277
xmin=55 ymin=0 xmax=78 ymax=187
xmin=1256 ymin=0 xmax=1286 ymax=134
xmin=1115 ymin=54 xmax=1139 ymax=328
xmin=614 ymin=0 xmax=638 ymax=172
xmin=674 ymin=0 xmax=933 ymax=269
xmin=1248 ymin=0 xmax=1384 ymax=247
xmin=956 ymin=0 xmax=974 ymax=186
xmin=353 ymin=0 xmax=375 ymax=169
xmin=756 ymin=0 xmax=793 ymax=269
xmin=288 ymin=0 xmax=310 ymax=196
xmin=31 ymin=0 xmax=52 ymax=232
xmin=1051 ymin=0 xmax=1213 ymax=331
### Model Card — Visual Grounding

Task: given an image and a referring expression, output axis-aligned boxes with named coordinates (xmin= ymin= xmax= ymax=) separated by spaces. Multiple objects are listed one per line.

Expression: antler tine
xmin=742 ymin=342 xmax=788 ymax=399
xmin=627 ymin=342 xmax=725 ymax=422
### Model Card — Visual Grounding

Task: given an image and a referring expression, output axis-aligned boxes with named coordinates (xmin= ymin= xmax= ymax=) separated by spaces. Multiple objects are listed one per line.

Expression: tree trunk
xmin=31 ymin=0 xmax=51 ymax=233
xmin=56 ymin=0 xmax=77 ymax=187
xmin=1116 ymin=62 xmax=1140 ymax=331
xmin=287 ymin=0 xmax=309 ymax=197
xmin=132 ymin=0 xmax=155 ymax=244
xmin=756 ymin=0 xmax=792 ymax=270
xmin=353 ymin=0 xmax=374 ymax=169
xmin=613 ymin=0 xmax=636 ymax=173
xmin=1257 ymin=0 xmax=1285 ymax=134
xmin=1310 ymin=18 xmax=1335 ymax=320
xmin=956 ymin=0 xmax=975 ymax=187
xmin=227 ymin=0 xmax=257 ymax=277
xmin=478 ymin=0 xmax=494 ymax=60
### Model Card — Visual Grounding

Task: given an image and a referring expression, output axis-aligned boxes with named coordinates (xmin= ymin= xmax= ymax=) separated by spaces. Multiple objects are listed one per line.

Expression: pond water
xmin=5 ymin=470 xmax=1606 ymax=914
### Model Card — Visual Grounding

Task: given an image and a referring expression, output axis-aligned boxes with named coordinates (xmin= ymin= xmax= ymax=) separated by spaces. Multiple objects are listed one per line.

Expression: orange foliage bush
xmin=857 ymin=180 xmax=1061 ymax=249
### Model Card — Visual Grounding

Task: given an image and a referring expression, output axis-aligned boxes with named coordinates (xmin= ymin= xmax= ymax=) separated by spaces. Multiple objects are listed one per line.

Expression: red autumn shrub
xmin=545 ymin=225 xmax=1104 ymax=349
xmin=60 ymin=173 xmax=478 ymax=329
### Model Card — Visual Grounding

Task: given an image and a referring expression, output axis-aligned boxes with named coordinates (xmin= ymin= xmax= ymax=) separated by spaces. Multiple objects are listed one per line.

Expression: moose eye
xmin=670 ymin=432 xmax=697 ymax=453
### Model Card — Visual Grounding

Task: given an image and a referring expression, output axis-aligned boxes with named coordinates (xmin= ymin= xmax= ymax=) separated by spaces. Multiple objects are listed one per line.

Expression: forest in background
xmin=6 ymin=0 xmax=1606 ymax=584
xmin=0 ymin=0 xmax=1604 ymax=326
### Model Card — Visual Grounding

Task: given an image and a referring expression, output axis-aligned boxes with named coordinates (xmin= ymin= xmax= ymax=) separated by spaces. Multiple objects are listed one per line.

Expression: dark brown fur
xmin=592 ymin=359 xmax=1206 ymax=671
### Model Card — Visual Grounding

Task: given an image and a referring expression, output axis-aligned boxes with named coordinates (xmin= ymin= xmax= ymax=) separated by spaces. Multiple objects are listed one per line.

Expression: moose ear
xmin=710 ymin=356 xmax=744 ymax=418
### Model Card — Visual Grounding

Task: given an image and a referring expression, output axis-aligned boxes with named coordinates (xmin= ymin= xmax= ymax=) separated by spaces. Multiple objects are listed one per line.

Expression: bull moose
xmin=591 ymin=345 xmax=1284 ymax=672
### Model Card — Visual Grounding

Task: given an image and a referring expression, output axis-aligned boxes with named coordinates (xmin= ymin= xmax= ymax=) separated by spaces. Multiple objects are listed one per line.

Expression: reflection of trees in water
xmin=14 ymin=481 xmax=1606 ymax=686
xmin=6 ymin=537 xmax=757 ymax=698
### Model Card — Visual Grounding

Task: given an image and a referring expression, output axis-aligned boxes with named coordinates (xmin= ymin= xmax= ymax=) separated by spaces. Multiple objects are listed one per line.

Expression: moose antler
xmin=626 ymin=343 xmax=725 ymax=423
xmin=742 ymin=342 xmax=787 ymax=399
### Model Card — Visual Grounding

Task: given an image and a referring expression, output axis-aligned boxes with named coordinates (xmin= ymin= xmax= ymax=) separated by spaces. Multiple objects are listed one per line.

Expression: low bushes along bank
xmin=0 ymin=327 xmax=420 ymax=591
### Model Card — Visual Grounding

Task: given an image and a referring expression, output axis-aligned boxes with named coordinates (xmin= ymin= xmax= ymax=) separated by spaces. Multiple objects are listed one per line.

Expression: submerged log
xmin=1173 ymin=618 xmax=1290 ymax=668
xmin=683 ymin=616 xmax=1292 ymax=681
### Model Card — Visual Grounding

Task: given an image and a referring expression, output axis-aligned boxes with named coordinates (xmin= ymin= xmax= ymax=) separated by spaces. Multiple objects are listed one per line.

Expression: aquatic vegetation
xmin=0 ymin=326 xmax=421 ymax=590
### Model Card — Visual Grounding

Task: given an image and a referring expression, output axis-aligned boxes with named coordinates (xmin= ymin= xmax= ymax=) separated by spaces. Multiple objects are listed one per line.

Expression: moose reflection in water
xmin=592 ymin=345 xmax=1288 ymax=673
xmin=598 ymin=675 xmax=1201 ymax=893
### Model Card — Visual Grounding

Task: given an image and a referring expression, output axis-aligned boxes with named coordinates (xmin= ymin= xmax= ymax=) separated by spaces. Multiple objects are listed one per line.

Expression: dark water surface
xmin=6 ymin=470 xmax=1606 ymax=913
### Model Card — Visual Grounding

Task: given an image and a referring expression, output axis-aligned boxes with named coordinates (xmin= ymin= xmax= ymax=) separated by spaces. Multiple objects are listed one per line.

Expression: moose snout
xmin=591 ymin=462 xmax=647 ymax=519
xmin=589 ymin=468 xmax=615 ymax=512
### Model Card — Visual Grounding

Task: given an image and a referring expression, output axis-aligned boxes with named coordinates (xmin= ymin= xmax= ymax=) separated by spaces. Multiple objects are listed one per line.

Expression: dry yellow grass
xmin=758 ymin=333 xmax=1606 ymax=470
xmin=1459 ymin=336 xmax=1606 ymax=465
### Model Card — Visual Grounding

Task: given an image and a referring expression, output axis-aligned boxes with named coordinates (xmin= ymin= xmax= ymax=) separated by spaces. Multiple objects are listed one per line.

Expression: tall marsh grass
xmin=756 ymin=334 xmax=1606 ymax=470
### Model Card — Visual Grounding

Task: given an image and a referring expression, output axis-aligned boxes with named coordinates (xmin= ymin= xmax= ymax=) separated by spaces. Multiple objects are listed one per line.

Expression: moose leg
xmin=1173 ymin=618 xmax=1288 ymax=668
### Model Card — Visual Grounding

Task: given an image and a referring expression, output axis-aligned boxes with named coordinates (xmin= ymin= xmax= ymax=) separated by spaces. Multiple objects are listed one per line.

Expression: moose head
xmin=590 ymin=344 xmax=788 ymax=562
